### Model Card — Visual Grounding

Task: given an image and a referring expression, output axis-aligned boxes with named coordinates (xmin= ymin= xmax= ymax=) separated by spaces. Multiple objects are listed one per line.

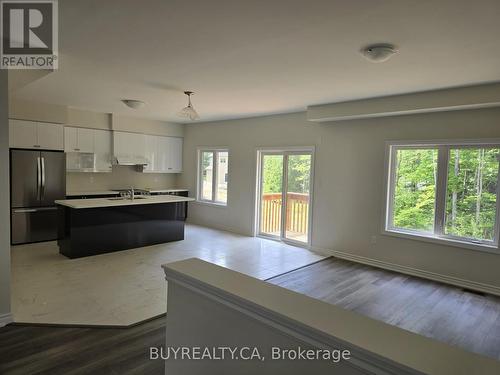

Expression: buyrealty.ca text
xmin=150 ymin=346 xmax=351 ymax=363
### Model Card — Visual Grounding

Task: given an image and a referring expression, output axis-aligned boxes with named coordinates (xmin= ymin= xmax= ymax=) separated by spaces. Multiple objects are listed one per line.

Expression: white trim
xmin=186 ymin=219 xmax=250 ymax=236
xmin=383 ymin=228 xmax=499 ymax=254
xmin=307 ymin=103 xmax=500 ymax=123
xmin=191 ymin=200 xmax=227 ymax=208
xmin=0 ymin=313 xmax=13 ymax=327
xmin=312 ymin=247 xmax=500 ymax=297
xmin=196 ymin=147 xmax=229 ymax=206
xmin=255 ymin=145 xmax=317 ymax=153
xmin=256 ymin=231 xmax=314 ymax=251
xmin=383 ymin=139 xmax=500 ymax=253
xmin=386 ymin=138 xmax=500 ymax=147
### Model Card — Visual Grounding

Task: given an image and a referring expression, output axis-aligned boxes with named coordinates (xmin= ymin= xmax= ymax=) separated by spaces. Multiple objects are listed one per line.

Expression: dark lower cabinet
xmin=150 ymin=191 xmax=189 ymax=219
xmin=58 ymin=202 xmax=188 ymax=258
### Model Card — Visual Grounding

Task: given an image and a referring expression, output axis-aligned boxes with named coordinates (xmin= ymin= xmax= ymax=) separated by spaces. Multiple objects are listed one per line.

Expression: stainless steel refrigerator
xmin=10 ymin=149 xmax=65 ymax=245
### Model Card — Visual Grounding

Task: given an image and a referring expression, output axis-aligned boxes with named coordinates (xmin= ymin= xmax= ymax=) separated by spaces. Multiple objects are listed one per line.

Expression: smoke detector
xmin=361 ymin=44 xmax=398 ymax=63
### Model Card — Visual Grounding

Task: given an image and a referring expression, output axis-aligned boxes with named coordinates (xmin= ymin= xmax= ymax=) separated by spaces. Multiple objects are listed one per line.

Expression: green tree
xmin=393 ymin=147 xmax=499 ymax=241
xmin=262 ymin=155 xmax=311 ymax=194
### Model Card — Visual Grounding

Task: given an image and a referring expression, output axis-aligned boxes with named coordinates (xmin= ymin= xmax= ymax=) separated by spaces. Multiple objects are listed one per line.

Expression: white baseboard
xmin=186 ymin=219 xmax=251 ymax=237
xmin=312 ymin=246 xmax=500 ymax=297
xmin=0 ymin=313 xmax=13 ymax=327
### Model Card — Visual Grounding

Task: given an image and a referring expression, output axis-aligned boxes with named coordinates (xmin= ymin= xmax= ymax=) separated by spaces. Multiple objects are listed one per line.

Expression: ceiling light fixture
xmin=361 ymin=43 xmax=399 ymax=63
xmin=121 ymin=99 xmax=145 ymax=109
xmin=178 ymin=91 xmax=200 ymax=121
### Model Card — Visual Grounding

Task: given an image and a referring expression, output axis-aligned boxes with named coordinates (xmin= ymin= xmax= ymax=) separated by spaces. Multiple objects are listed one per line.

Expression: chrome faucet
xmin=129 ymin=187 xmax=135 ymax=201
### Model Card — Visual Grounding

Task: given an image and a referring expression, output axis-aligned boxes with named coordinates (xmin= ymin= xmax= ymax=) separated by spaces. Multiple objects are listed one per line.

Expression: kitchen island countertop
xmin=55 ymin=195 xmax=194 ymax=209
xmin=65 ymin=188 xmax=189 ymax=196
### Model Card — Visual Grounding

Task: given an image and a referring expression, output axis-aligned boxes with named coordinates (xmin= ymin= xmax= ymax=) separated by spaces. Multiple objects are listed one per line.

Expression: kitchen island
xmin=55 ymin=195 xmax=194 ymax=258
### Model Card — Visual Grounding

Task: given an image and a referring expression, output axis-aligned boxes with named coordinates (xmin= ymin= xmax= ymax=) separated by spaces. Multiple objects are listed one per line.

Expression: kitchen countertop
xmin=65 ymin=190 xmax=119 ymax=196
xmin=65 ymin=188 xmax=189 ymax=196
xmin=149 ymin=188 xmax=189 ymax=193
xmin=56 ymin=195 xmax=194 ymax=209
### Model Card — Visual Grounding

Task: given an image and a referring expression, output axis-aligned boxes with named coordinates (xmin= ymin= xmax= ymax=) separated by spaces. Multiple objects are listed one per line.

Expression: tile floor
xmin=11 ymin=224 xmax=324 ymax=326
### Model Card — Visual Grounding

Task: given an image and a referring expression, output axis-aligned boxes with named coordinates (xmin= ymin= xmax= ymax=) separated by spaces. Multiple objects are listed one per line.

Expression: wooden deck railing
xmin=261 ymin=193 xmax=309 ymax=236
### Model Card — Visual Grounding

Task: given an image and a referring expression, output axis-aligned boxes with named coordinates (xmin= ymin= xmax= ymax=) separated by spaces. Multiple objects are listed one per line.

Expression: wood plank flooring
xmin=2 ymin=257 xmax=500 ymax=374
xmin=268 ymin=257 xmax=500 ymax=361
xmin=0 ymin=318 xmax=165 ymax=375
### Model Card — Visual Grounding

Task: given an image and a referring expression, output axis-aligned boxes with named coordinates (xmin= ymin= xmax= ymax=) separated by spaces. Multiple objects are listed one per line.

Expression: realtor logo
xmin=1 ymin=0 xmax=58 ymax=69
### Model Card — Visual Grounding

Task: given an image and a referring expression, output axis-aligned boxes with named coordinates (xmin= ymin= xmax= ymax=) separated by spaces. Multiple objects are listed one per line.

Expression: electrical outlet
xmin=89 ymin=176 xmax=94 ymax=184
xmin=370 ymin=235 xmax=377 ymax=244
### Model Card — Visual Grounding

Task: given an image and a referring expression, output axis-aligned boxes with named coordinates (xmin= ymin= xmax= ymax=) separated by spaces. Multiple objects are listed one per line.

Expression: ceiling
xmin=12 ymin=0 xmax=500 ymax=123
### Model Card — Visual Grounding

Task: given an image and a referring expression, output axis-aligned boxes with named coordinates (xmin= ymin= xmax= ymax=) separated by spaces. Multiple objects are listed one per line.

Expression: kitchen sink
xmin=107 ymin=196 xmax=149 ymax=201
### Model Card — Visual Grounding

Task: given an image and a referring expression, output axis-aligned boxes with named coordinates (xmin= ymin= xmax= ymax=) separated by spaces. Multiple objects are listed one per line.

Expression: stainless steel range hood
xmin=113 ymin=156 xmax=149 ymax=166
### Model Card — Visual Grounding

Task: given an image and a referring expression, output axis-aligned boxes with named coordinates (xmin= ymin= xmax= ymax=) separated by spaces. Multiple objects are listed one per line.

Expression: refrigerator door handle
xmin=13 ymin=207 xmax=58 ymax=213
xmin=13 ymin=208 xmax=38 ymax=213
xmin=36 ymin=156 xmax=41 ymax=201
xmin=41 ymin=156 xmax=46 ymax=200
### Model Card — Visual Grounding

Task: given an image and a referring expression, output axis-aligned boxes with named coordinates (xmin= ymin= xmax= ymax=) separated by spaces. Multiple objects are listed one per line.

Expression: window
xmin=197 ymin=149 xmax=229 ymax=205
xmin=385 ymin=141 xmax=500 ymax=251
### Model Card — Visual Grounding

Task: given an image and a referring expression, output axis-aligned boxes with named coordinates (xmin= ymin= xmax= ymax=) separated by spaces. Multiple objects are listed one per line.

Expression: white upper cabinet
xmin=168 ymin=137 xmax=183 ymax=172
xmin=112 ymin=131 xmax=182 ymax=172
xmin=93 ymin=129 xmax=113 ymax=172
xmin=113 ymin=131 xmax=147 ymax=165
xmin=143 ymin=135 xmax=158 ymax=172
xmin=64 ymin=127 xmax=77 ymax=151
xmin=9 ymin=120 xmax=37 ymax=149
xmin=37 ymin=123 xmax=64 ymax=150
xmin=65 ymin=127 xmax=112 ymax=172
xmin=64 ymin=127 xmax=95 ymax=153
xmin=142 ymin=135 xmax=182 ymax=173
xmin=156 ymin=136 xmax=170 ymax=173
xmin=76 ymin=128 xmax=94 ymax=152
xmin=9 ymin=119 xmax=64 ymax=150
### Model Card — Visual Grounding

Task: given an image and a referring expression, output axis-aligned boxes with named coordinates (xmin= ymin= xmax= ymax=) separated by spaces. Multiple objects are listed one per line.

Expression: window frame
xmin=196 ymin=147 xmax=229 ymax=206
xmin=383 ymin=139 xmax=500 ymax=254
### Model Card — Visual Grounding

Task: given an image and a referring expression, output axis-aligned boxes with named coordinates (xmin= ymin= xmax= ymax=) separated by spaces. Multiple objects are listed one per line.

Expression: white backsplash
xmin=66 ymin=165 xmax=179 ymax=192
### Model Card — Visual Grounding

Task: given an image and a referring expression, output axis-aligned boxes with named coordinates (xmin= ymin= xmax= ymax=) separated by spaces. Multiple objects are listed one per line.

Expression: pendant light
xmin=178 ymin=91 xmax=200 ymax=120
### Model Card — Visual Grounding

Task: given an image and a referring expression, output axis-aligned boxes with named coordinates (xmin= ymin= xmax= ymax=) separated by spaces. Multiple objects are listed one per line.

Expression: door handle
xmin=14 ymin=208 xmax=37 ymax=213
xmin=37 ymin=156 xmax=41 ymax=201
xmin=41 ymin=157 xmax=46 ymax=200
xmin=13 ymin=207 xmax=57 ymax=213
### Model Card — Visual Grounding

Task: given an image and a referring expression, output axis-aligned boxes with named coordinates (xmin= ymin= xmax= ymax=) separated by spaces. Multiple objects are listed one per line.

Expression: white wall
xmin=67 ymin=107 xmax=111 ymax=130
xmin=178 ymin=107 xmax=500 ymax=291
xmin=9 ymin=98 xmax=66 ymax=123
xmin=0 ymin=70 xmax=11 ymax=326
xmin=112 ymin=114 xmax=184 ymax=138
xmin=66 ymin=166 xmax=177 ymax=192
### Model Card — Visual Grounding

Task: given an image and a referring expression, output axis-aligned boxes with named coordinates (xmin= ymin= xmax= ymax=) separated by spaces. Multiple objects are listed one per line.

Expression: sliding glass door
xmin=258 ymin=149 xmax=313 ymax=245
xmin=259 ymin=154 xmax=284 ymax=238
